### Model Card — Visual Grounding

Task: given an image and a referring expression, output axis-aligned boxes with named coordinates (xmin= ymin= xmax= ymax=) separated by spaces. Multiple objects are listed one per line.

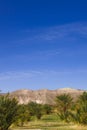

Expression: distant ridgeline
xmin=0 ymin=88 xmax=86 ymax=105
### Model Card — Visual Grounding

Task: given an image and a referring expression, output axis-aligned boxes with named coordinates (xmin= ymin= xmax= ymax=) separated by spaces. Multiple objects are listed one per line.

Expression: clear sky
xmin=0 ymin=0 xmax=87 ymax=92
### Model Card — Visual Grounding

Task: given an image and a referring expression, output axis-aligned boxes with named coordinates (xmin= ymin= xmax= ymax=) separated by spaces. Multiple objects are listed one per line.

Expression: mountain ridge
xmin=1 ymin=88 xmax=86 ymax=105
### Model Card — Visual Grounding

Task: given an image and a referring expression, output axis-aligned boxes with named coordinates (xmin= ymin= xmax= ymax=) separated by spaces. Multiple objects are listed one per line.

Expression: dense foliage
xmin=0 ymin=92 xmax=87 ymax=129
xmin=42 ymin=104 xmax=52 ymax=115
xmin=15 ymin=104 xmax=30 ymax=126
xmin=0 ymin=95 xmax=18 ymax=130
xmin=71 ymin=92 xmax=87 ymax=124
xmin=27 ymin=102 xmax=43 ymax=119
xmin=55 ymin=94 xmax=73 ymax=122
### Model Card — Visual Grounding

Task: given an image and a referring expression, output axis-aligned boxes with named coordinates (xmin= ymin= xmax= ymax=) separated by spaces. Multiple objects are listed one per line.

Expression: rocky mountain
xmin=8 ymin=88 xmax=86 ymax=105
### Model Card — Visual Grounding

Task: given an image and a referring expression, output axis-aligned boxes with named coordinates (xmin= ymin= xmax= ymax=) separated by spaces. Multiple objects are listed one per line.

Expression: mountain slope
xmin=8 ymin=88 xmax=86 ymax=105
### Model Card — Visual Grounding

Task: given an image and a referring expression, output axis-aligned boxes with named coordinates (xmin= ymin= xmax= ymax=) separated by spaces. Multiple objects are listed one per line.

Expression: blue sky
xmin=0 ymin=0 xmax=87 ymax=92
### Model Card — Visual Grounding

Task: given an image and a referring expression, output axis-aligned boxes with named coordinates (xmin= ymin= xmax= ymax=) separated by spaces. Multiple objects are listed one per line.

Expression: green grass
xmin=12 ymin=114 xmax=87 ymax=130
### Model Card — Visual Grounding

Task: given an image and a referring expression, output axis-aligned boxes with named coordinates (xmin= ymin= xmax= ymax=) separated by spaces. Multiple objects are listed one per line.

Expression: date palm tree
xmin=55 ymin=93 xmax=73 ymax=122
xmin=0 ymin=95 xmax=18 ymax=130
xmin=72 ymin=92 xmax=87 ymax=124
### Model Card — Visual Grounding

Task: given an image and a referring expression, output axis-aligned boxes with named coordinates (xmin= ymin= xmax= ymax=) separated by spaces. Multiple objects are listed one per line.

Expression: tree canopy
xmin=0 ymin=95 xmax=18 ymax=130
xmin=56 ymin=94 xmax=73 ymax=122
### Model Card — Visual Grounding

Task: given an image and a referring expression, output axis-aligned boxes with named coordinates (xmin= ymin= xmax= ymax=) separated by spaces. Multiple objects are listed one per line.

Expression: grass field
xmin=12 ymin=114 xmax=87 ymax=130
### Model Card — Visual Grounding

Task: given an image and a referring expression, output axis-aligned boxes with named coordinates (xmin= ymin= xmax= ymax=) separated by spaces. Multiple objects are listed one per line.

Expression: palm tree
xmin=0 ymin=95 xmax=18 ymax=130
xmin=55 ymin=93 xmax=73 ymax=122
xmin=27 ymin=102 xmax=43 ymax=119
xmin=72 ymin=92 xmax=87 ymax=125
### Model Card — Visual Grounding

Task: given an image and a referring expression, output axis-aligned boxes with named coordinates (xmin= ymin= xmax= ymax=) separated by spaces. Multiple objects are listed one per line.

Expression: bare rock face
xmin=9 ymin=88 xmax=86 ymax=105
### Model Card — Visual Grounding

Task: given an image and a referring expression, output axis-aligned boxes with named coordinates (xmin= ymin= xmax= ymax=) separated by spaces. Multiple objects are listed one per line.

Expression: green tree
xmin=42 ymin=104 xmax=52 ymax=115
xmin=0 ymin=95 xmax=18 ymax=130
xmin=55 ymin=94 xmax=73 ymax=122
xmin=15 ymin=104 xmax=30 ymax=126
xmin=27 ymin=102 xmax=43 ymax=119
xmin=71 ymin=92 xmax=87 ymax=125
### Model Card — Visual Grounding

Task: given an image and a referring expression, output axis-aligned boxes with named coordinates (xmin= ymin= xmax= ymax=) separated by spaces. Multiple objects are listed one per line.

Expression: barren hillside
xmin=8 ymin=88 xmax=86 ymax=105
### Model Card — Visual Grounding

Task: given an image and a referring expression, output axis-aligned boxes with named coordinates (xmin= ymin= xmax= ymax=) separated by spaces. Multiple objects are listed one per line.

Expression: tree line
xmin=0 ymin=91 xmax=87 ymax=130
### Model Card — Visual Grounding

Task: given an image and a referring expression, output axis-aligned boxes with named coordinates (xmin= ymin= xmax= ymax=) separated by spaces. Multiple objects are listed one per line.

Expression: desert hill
xmin=8 ymin=88 xmax=86 ymax=105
